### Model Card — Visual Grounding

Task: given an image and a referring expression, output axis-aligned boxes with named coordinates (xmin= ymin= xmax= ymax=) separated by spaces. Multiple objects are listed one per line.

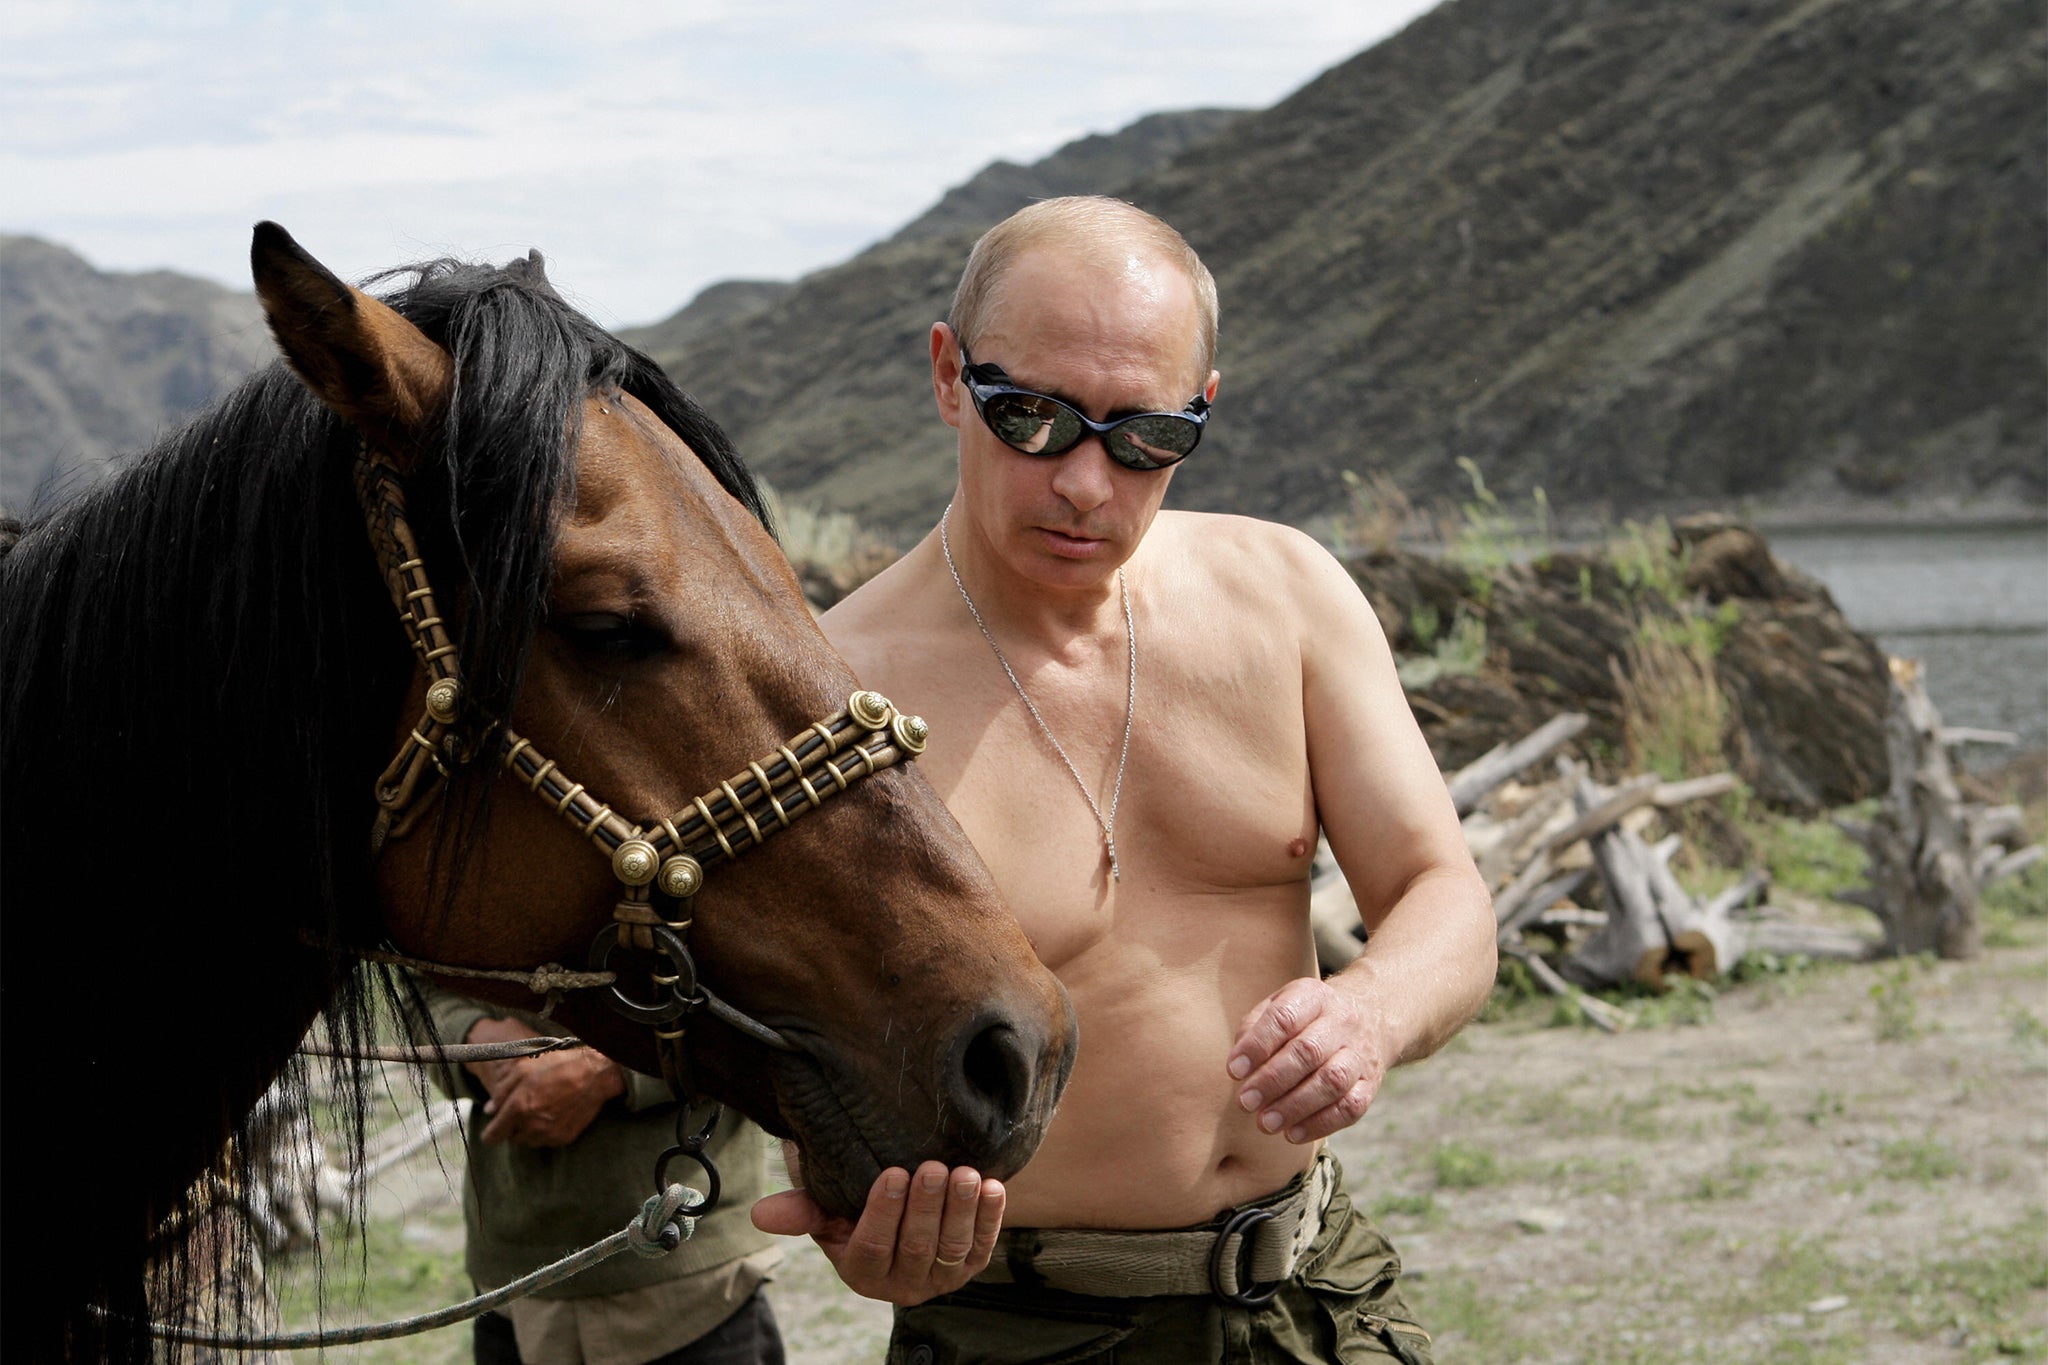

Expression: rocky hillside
xmin=632 ymin=0 xmax=2044 ymax=539
xmin=0 ymin=235 xmax=271 ymax=512
xmin=7 ymin=0 xmax=2037 ymax=534
xmin=622 ymin=109 xmax=1241 ymax=366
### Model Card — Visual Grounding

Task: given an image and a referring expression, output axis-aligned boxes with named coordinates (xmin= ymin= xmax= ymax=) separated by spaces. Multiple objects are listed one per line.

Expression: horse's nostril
xmin=957 ymin=1020 xmax=1032 ymax=1140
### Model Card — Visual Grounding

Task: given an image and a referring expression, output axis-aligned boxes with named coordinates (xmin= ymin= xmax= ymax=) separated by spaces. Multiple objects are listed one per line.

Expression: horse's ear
xmin=251 ymin=221 xmax=453 ymax=464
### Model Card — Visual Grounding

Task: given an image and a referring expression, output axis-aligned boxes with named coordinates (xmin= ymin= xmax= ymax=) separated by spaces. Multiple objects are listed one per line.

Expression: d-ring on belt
xmin=975 ymin=1153 xmax=1338 ymax=1305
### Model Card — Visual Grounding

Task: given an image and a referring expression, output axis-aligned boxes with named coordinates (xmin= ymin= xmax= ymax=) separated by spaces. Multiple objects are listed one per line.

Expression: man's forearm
xmin=1337 ymin=863 xmax=1497 ymax=1067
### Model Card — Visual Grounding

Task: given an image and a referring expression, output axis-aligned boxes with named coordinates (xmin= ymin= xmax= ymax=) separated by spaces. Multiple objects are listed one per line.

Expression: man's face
xmin=935 ymin=245 xmax=1217 ymax=591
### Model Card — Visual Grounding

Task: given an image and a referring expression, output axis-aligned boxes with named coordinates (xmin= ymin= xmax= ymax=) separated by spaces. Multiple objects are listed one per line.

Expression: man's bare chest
xmin=922 ymin=645 xmax=1319 ymax=967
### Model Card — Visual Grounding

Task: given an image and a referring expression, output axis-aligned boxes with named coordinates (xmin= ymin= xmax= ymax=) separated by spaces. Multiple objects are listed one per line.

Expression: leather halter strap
xmin=352 ymin=444 xmax=928 ymax=1086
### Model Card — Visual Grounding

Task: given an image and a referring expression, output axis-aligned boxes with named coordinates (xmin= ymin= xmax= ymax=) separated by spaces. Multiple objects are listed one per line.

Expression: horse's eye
xmin=551 ymin=612 xmax=668 ymax=661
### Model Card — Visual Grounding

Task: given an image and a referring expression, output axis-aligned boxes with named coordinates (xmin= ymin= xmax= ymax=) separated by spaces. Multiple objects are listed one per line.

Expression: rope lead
xmin=144 ymin=1185 xmax=701 ymax=1350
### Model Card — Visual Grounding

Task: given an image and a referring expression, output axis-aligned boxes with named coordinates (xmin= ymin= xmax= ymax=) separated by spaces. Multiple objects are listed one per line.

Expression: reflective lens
xmin=960 ymin=342 xmax=1207 ymax=471
xmin=1104 ymin=413 xmax=1203 ymax=470
xmin=982 ymin=393 xmax=1078 ymax=455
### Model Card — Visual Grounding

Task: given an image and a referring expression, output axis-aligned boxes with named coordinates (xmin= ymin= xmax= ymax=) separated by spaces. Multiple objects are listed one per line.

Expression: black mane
xmin=0 ymin=251 xmax=764 ymax=1361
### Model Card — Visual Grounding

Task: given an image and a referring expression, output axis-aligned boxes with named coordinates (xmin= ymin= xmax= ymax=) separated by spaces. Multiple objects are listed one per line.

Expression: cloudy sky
xmin=3 ymin=1 xmax=1437 ymax=327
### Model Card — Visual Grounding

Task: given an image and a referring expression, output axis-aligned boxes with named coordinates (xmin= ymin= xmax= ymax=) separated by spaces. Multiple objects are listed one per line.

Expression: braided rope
xmin=340 ymin=943 xmax=616 ymax=995
xmin=145 ymin=1186 xmax=700 ymax=1350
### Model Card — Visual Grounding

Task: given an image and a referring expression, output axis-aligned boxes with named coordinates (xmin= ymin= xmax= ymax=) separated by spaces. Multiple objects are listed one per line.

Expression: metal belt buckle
xmin=1209 ymin=1206 xmax=1283 ymax=1306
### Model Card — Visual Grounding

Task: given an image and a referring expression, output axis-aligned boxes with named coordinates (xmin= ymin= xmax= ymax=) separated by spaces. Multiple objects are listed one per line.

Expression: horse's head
xmin=252 ymin=224 xmax=1074 ymax=1215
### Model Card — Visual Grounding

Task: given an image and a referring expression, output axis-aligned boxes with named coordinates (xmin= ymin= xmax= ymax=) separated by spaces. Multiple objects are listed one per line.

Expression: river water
xmin=1766 ymin=521 xmax=2048 ymax=755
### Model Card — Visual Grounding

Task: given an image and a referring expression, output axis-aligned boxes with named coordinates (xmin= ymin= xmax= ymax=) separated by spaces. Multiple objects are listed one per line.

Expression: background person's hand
xmin=463 ymin=1016 xmax=624 ymax=1147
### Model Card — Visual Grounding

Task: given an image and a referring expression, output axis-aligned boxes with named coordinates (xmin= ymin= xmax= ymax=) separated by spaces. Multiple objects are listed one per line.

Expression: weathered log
xmin=1984 ymin=844 xmax=2044 ymax=886
xmin=1703 ymin=870 xmax=1770 ymax=920
xmin=1446 ymin=712 xmax=1589 ymax=816
xmin=1941 ymin=727 xmax=2020 ymax=748
xmin=1531 ymin=905 xmax=1608 ymax=929
xmin=1741 ymin=919 xmax=1883 ymax=961
xmin=1475 ymin=780 xmax=1575 ymax=887
xmin=1542 ymin=774 xmax=1662 ymax=858
xmin=1641 ymin=830 xmax=1747 ymax=980
xmin=1851 ymin=658 xmax=1981 ymax=959
xmin=1652 ymin=772 xmax=1741 ymax=808
xmin=1563 ymin=775 xmax=1674 ymax=989
xmin=1968 ymin=804 xmax=2025 ymax=848
xmin=1496 ymin=863 xmax=1591 ymax=942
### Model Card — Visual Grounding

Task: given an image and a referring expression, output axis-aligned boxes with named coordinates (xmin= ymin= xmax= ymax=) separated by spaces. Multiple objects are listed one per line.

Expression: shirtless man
xmin=753 ymin=197 xmax=1495 ymax=1363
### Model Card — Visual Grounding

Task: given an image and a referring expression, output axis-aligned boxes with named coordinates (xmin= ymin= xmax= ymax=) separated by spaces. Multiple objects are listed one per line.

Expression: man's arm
xmin=1227 ymin=531 xmax=1497 ymax=1144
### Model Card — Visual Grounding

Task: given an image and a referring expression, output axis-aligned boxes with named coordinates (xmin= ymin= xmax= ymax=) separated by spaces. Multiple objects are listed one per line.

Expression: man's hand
xmin=463 ymin=1016 xmax=624 ymax=1148
xmin=751 ymin=1146 xmax=1003 ymax=1305
xmin=1227 ymin=974 xmax=1392 ymax=1145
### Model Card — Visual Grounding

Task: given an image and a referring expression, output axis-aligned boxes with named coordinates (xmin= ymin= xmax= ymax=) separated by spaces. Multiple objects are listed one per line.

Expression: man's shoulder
xmin=1149 ymin=511 xmax=1341 ymax=591
xmin=820 ymin=545 xmax=946 ymax=673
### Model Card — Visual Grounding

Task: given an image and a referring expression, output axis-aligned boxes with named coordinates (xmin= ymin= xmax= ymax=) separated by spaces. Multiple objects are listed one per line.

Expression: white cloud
xmin=2 ymin=1 xmax=1437 ymax=325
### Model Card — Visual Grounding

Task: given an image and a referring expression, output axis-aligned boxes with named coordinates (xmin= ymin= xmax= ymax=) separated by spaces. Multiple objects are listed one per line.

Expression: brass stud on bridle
xmin=424 ymin=677 xmax=464 ymax=724
xmin=848 ymin=689 xmax=893 ymax=730
xmin=612 ymin=838 xmax=661 ymax=887
xmin=657 ymin=854 xmax=705 ymax=899
xmin=892 ymin=712 xmax=929 ymax=755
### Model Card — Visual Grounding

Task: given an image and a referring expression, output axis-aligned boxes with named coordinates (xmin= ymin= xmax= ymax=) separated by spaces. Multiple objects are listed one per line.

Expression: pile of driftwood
xmin=1313 ymin=667 xmax=2042 ymax=1031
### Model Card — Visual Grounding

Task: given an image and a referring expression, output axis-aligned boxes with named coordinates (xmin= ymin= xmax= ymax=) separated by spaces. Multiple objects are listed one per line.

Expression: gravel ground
xmin=274 ymin=916 xmax=2047 ymax=1364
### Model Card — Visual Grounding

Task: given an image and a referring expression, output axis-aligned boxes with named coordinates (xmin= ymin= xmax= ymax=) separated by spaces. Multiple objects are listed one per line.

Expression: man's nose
xmin=1049 ymin=437 xmax=1115 ymax=512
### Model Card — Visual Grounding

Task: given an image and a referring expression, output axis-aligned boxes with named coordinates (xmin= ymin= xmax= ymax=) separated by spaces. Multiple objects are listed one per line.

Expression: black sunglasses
xmin=957 ymin=341 xmax=1209 ymax=471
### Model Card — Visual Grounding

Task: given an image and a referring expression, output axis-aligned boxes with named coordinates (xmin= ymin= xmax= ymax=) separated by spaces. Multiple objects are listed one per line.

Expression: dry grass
xmin=1614 ymin=618 xmax=1730 ymax=783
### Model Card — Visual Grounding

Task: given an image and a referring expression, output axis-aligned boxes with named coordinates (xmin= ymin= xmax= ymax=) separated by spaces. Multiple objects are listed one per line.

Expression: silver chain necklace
xmin=940 ymin=505 xmax=1135 ymax=882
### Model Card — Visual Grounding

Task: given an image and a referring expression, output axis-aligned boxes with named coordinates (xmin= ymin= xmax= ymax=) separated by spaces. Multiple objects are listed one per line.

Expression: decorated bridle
xmin=353 ymin=443 xmax=929 ymax=1099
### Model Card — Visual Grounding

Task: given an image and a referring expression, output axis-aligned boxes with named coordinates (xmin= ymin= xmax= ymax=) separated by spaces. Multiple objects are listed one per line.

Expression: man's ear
xmin=931 ymin=321 xmax=966 ymax=432
xmin=250 ymin=221 xmax=453 ymax=466
xmin=1202 ymin=369 xmax=1220 ymax=404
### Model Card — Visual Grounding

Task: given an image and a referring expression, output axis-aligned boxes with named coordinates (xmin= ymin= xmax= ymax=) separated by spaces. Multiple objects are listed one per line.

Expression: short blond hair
xmin=947 ymin=197 xmax=1219 ymax=382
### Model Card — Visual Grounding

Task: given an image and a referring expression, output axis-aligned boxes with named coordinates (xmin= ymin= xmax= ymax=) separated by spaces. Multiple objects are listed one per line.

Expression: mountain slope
xmin=637 ymin=0 xmax=2044 ymax=538
xmin=0 ymin=235 xmax=273 ymax=511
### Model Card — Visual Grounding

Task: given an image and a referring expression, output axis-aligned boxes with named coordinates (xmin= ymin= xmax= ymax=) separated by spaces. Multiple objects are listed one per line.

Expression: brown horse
xmin=0 ymin=225 xmax=1074 ymax=1361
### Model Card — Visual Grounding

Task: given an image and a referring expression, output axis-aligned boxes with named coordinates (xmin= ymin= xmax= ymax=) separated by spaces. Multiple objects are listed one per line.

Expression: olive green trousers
xmin=885 ymin=1169 xmax=1432 ymax=1364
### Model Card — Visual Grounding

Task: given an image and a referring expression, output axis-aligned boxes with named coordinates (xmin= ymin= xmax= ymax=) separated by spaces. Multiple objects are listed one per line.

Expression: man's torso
xmin=827 ymin=511 xmax=1333 ymax=1228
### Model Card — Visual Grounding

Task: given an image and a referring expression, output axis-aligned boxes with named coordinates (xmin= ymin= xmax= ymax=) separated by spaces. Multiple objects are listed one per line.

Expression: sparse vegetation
xmin=1440 ymin=457 xmax=1553 ymax=585
xmin=1395 ymin=607 xmax=1488 ymax=689
xmin=1331 ymin=467 xmax=1424 ymax=556
xmin=1431 ymin=1139 xmax=1502 ymax=1189
xmin=1878 ymin=1135 xmax=1961 ymax=1184
xmin=1871 ymin=960 xmax=1928 ymax=1042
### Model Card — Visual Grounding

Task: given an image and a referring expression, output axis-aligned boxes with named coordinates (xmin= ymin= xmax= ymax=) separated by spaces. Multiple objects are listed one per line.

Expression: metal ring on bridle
xmin=588 ymin=924 xmax=698 ymax=1025
xmin=655 ymin=1111 xmax=723 ymax=1218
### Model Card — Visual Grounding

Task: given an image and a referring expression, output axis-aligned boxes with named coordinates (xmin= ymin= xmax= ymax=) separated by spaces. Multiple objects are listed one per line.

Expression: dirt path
xmin=279 ymin=921 xmax=2046 ymax=1363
